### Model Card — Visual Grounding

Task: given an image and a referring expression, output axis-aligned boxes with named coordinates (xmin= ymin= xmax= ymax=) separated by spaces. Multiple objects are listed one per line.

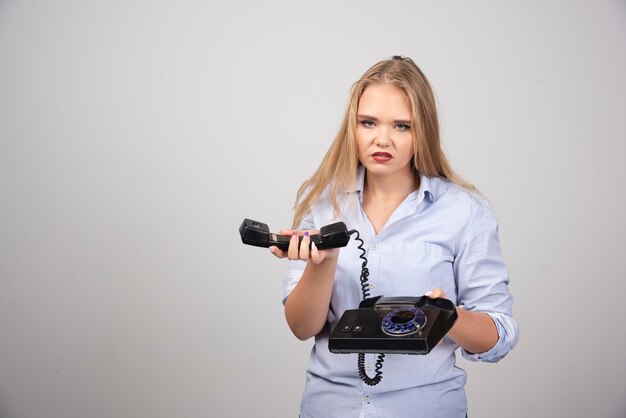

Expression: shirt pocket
xmin=388 ymin=241 xmax=456 ymax=298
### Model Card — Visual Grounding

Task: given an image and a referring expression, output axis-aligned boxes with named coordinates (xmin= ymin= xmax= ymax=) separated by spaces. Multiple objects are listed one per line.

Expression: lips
xmin=372 ymin=152 xmax=392 ymax=162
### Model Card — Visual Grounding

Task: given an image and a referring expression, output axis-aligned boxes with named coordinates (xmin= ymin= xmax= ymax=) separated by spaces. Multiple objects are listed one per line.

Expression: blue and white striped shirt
xmin=283 ymin=168 xmax=518 ymax=418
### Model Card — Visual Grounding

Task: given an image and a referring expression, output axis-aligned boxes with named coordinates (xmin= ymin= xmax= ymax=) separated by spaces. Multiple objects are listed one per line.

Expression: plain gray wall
xmin=1 ymin=1 xmax=625 ymax=417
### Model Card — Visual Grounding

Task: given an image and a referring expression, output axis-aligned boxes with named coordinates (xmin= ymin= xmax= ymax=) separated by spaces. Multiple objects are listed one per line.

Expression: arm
xmin=272 ymin=232 xmax=339 ymax=340
xmin=284 ymin=255 xmax=337 ymax=340
xmin=426 ymin=289 xmax=498 ymax=354
xmin=429 ymin=198 xmax=518 ymax=360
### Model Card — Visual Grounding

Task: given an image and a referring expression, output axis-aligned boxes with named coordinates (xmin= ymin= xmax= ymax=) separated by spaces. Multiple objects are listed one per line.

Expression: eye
xmin=360 ymin=120 xmax=375 ymax=128
xmin=395 ymin=123 xmax=410 ymax=131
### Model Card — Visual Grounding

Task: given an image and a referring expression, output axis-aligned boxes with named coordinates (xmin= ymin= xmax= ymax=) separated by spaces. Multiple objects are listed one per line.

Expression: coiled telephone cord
xmin=348 ymin=229 xmax=385 ymax=386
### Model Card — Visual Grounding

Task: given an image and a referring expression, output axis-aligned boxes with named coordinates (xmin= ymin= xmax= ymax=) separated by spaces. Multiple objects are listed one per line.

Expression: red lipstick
xmin=372 ymin=152 xmax=392 ymax=162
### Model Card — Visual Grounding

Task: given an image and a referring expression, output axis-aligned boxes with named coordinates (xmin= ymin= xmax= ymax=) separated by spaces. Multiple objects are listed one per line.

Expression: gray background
xmin=1 ymin=1 xmax=625 ymax=417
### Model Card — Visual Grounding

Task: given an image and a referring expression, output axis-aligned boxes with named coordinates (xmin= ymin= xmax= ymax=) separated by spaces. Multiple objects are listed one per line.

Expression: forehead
xmin=358 ymin=83 xmax=412 ymax=118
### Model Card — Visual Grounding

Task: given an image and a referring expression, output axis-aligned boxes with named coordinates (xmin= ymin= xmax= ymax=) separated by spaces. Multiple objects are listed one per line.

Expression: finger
xmin=310 ymin=241 xmax=324 ymax=264
xmin=425 ymin=288 xmax=446 ymax=299
xmin=287 ymin=231 xmax=300 ymax=260
xmin=269 ymin=246 xmax=287 ymax=259
xmin=299 ymin=231 xmax=311 ymax=260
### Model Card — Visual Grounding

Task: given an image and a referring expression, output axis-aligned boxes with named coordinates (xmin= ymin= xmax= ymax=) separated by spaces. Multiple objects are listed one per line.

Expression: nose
xmin=375 ymin=127 xmax=391 ymax=147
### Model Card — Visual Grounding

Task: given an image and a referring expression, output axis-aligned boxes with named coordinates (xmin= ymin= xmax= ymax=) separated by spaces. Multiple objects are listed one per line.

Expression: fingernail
xmin=304 ymin=231 xmax=309 ymax=237
xmin=424 ymin=291 xmax=433 ymax=296
xmin=292 ymin=231 xmax=297 ymax=237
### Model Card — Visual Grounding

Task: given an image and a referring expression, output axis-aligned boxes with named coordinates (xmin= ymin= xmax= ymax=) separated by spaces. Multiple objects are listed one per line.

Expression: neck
xmin=363 ymin=169 xmax=419 ymax=201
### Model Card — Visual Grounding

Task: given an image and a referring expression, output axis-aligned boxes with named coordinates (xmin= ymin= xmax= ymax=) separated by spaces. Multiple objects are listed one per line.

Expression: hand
xmin=269 ymin=229 xmax=339 ymax=264
xmin=424 ymin=287 xmax=499 ymax=353
xmin=424 ymin=288 xmax=447 ymax=299
xmin=425 ymin=288 xmax=453 ymax=345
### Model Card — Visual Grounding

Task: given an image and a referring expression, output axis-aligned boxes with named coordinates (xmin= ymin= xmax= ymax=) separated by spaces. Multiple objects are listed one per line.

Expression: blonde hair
xmin=292 ymin=56 xmax=475 ymax=228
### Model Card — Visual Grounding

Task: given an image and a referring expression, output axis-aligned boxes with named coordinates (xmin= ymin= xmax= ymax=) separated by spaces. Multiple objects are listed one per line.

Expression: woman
xmin=270 ymin=56 xmax=518 ymax=418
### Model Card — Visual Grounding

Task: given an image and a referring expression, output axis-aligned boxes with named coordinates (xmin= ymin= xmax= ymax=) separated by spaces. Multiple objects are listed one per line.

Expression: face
xmin=356 ymin=83 xmax=415 ymax=181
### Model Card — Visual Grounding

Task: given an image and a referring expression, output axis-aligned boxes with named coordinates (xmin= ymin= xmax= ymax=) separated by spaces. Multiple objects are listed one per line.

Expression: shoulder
xmin=298 ymin=184 xmax=348 ymax=229
xmin=424 ymin=176 xmax=499 ymax=242
xmin=427 ymin=176 xmax=487 ymax=215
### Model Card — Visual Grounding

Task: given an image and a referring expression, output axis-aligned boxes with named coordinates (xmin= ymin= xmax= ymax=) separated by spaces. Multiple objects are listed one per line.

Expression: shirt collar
xmin=354 ymin=165 xmax=366 ymax=194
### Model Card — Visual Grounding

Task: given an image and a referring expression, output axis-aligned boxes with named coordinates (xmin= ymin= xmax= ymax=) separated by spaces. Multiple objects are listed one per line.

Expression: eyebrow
xmin=357 ymin=114 xmax=412 ymax=124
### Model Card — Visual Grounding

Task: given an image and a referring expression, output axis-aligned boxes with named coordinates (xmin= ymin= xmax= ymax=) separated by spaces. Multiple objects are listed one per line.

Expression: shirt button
xmin=364 ymin=396 xmax=371 ymax=404
xmin=365 ymin=363 xmax=372 ymax=371
xmin=372 ymin=244 xmax=379 ymax=251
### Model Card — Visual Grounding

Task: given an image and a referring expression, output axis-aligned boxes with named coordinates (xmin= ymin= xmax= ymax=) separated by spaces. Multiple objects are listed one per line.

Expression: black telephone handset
xmin=239 ymin=218 xmax=350 ymax=251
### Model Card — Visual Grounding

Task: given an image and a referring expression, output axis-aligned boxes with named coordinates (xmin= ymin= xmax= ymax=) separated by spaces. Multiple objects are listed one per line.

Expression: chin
xmin=365 ymin=166 xmax=400 ymax=177
xmin=364 ymin=162 xmax=413 ymax=179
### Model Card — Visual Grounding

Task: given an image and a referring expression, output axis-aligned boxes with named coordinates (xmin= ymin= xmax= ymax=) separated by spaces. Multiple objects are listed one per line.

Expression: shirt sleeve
xmin=282 ymin=261 xmax=306 ymax=305
xmin=453 ymin=197 xmax=519 ymax=363
xmin=461 ymin=311 xmax=519 ymax=362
